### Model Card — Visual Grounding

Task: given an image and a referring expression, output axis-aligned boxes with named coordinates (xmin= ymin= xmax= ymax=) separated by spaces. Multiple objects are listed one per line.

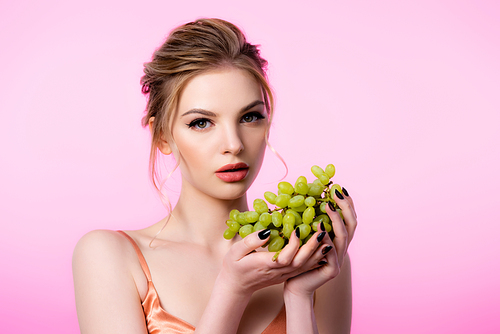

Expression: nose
xmin=220 ymin=125 xmax=244 ymax=155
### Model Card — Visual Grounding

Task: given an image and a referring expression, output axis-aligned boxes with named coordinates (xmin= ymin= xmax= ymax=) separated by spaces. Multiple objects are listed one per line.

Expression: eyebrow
xmin=180 ymin=100 xmax=265 ymax=117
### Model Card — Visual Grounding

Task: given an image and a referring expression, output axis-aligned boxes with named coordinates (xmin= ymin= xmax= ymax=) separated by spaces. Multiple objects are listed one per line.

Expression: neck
xmin=161 ymin=180 xmax=250 ymax=247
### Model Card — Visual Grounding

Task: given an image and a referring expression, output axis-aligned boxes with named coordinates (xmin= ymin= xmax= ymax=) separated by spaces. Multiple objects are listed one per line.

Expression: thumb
xmin=231 ymin=229 xmax=271 ymax=260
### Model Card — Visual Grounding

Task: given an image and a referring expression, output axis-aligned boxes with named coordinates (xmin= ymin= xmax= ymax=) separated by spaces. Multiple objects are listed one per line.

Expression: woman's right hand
xmin=218 ymin=227 xmax=324 ymax=297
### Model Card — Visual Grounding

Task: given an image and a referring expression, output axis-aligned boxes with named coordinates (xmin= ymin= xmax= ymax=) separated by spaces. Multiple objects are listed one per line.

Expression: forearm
xmin=284 ymin=291 xmax=318 ymax=334
xmin=194 ymin=273 xmax=252 ymax=334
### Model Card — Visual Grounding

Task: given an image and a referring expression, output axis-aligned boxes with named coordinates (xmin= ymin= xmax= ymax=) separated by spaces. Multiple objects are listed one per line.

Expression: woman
xmin=73 ymin=18 xmax=357 ymax=334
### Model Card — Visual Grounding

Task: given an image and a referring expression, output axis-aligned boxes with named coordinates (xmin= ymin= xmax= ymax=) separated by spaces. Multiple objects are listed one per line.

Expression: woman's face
xmin=165 ymin=67 xmax=268 ymax=201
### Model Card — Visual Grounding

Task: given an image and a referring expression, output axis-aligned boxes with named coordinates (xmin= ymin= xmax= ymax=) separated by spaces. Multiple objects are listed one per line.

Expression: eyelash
xmin=186 ymin=112 xmax=265 ymax=130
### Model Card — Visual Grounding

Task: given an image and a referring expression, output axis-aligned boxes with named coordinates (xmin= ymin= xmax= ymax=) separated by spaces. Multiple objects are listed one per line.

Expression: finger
xmin=325 ymin=205 xmax=348 ymax=266
xmin=332 ymin=189 xmax=357 ymax=245
xmin=300 ymin=232 xmax=336 ymax=271
xmin=290 ymin=229 xmax=325 ymax=268
xmin=341 ymin=187 xmax=357 ymax=218
xmin=272 ymin=228 xmax=301 ymax=267
xmin=230 ymin=229 xmax=271 ymax=261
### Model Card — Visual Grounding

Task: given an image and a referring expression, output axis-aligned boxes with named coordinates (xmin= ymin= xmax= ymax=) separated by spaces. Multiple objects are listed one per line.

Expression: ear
xmin=149 ymin=117 xmax=172 ymax=155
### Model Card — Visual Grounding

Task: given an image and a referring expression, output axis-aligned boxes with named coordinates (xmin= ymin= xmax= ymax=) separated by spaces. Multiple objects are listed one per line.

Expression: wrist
xmin=283 ymin=286 xmax=314 ymax=305
xmin=214 ymin=268 xmax=254 ymax=302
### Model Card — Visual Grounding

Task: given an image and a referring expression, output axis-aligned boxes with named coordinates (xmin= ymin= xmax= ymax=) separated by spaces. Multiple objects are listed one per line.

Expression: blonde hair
xmin=140 ymin=18 xmax=276 ymax=200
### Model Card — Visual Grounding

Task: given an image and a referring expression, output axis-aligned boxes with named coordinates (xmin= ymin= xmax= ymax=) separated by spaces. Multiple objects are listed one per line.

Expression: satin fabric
xmin=118 ymin=231 xmax=286 ymax=334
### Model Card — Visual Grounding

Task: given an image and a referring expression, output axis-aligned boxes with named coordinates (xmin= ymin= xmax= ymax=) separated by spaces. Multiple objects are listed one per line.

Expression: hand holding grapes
xmin=222 ymin=163 xmax=358 ymax=297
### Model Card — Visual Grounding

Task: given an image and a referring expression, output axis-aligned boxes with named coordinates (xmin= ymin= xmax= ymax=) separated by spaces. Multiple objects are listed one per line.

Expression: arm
xmin=284 ymin=189 xmax=357 ymax=333
xmin=72 ymin=230 xmax=148 ymax=334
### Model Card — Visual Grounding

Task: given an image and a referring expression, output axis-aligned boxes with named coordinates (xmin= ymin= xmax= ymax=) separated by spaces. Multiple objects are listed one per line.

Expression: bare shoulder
xmin=73 ymin=229 xmax=130 ymax=263
xmin=314 ymin=253 xmax=352 ymax=334
xmin=73 ymin=230 xmax=148 ymax=333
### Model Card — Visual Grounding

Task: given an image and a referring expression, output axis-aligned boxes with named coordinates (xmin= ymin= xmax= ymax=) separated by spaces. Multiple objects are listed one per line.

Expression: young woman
xmin=73 ymin=18 xmax=357 ymax=334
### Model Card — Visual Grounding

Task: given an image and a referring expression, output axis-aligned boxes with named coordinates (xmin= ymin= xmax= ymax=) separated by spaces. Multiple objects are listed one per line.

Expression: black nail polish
xmin=322 ymin=245 xmax=333 ymax=255
xmin=318 ymin=260 xmax=327 ymax=266
xmin=295 ymin=227 xmax=300 ymax=239
xmin=320 ymin=222 xmax=326 ymax=232
xmin=258 ymin=229 xmax=271 ymax=240
xmin=342 ymin=187 xmax=349 ymax=197
xmin=335 ymin=189 xmax=344 ymax=200
xmin=317 ymin=231 xmax=326 ymax=242
xmin=328 ymin=201 xmax=336 ymax=212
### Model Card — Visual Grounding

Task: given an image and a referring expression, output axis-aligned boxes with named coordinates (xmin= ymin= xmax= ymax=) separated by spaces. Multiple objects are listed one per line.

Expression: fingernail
xmin=318 ymin=260 xmax=327 ymax=266
xmin=342 ymin=187 xmax=349 ymax=197
xmin=258 ymin=229 xmax=271 ymax=239
xmin=320 ymin=222 xmax=326 ymax=232
xmin=295 ymin=227 xmax=300 ymax=239
xmin=317 ymin=231 xmax=326 ymax=242
xmin=335 ymin=189 xmax=344 ymax=200
xmin=322 ymin=245 xmax=333 ymax=255
xmin=328 ymin=201 xmax=336 ymax=212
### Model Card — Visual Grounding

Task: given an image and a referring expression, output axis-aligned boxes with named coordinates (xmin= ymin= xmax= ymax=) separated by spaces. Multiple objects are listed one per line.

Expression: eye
xmin=187 ymin=118 xmax=213 ymax=130
xmin=241 ymin=112 xmax=265 ymax=123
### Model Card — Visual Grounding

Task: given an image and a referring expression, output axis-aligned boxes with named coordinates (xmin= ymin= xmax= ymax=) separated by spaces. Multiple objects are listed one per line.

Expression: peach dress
xmin=118 ymin=231 xmax=286 ymax=334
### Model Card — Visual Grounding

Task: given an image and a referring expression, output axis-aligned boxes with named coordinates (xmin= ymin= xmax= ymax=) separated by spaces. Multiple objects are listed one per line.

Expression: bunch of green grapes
xmin=223 ymin=164 xmax=343 ymax=256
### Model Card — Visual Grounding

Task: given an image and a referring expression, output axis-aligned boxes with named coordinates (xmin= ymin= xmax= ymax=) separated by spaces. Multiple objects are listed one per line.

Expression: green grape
xmin=223 ymin=228 xmax=236 ymax=240
xmin=304 ymin=196 xmax=316 ymax=207
xmin=316 ymin=214 xmax=331 ymax=224
xmin=330 ymin=184 xmax=342 ymax=198
xmin=278 ymin=181 xmax=294 ymax=195
xmin=293 ymin=204 xmax=307 ymax=212
xmin=264 ymin=191 xmax=277 ymax=204
xmin=325 ymin=164 xmax=335 ymax=178
xmin=268 ymin=236 xmax=285 ymax=252
xmin=245 ymin=211 xmax=259 ymax=223
xmin=259 ymin=212 xmax=272 ymax=227
xmin=320 ymin=202 xmax=327 ymax=213
xmin=283 ymin=212 xmax=295 ymax=225
xmin=323 ymin=222 xmax=332 ymax=232
xmin=295 ymin=182 xmax=309 ymax=195
xmin=308 ymin=183 xmax=323 ymax=197
xmin=236 ymin=212 xmax=247 ymax=224
xmin=272 ymin=211 xmax=283 ymax=227
xmin=226 ymin=220 xmax=240 ymax=232
xmin=253 ymin=221 xmax=266 ymax=232
xmin=295 ymin=176 xmax=307 ymax=188
xmin=288 ymin=209 xmax=302 ymax=225
xmin=230 ymin=209 xmax=239 ymax=221
xmin=319 ymin=173 xmax=330 ymax=185
xmin=283 ymin=221 xmax=294 ymax=238
xmin=239 ymin=224 xmax=253 ymax=238
xmin=289 ymin=195 xmax=305 ymax=208
xmin=297 ymin=223 xmax=311 ymax=239
xmin=302 ymin=207 xmax=315 ymax=224
xmin=311 ymin=165 xmax=325 ymax=178
xmin=313 ymin=178 xmax=323 ymax=186
xmin=253 ymin=198 xmax=269 ymax=214
xmin=270 ymin=229 xmax=279 ymax=239
xmin=312 ymin=221 xmax=319 ymax=232
xmin=275 ymin=194 xmax=291 ymax=208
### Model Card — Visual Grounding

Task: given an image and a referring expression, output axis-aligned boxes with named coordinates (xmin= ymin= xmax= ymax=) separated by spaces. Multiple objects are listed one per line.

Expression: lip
xmin=216 ymin=162 xmax=249 ymax=173
xmin=215 ymin=163 xmax=249 ymax=182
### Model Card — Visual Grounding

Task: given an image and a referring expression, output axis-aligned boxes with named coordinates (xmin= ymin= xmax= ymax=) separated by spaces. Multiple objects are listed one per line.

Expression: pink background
xmin=1 ymin=0 xmax=499 ymax=333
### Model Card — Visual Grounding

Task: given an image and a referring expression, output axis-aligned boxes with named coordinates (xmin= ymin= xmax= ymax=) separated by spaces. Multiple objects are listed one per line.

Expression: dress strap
xmin=117 ymin=230 xmax=152 ymax=282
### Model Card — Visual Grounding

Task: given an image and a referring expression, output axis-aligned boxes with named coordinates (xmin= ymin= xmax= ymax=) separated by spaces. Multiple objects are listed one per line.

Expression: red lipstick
xmin=216 ymin=163 xmax=249 ymax=182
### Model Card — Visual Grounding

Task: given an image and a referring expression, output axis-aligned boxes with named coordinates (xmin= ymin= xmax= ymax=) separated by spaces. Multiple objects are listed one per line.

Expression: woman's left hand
xmin=284 ymin=188 xmax=357 ymax=297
